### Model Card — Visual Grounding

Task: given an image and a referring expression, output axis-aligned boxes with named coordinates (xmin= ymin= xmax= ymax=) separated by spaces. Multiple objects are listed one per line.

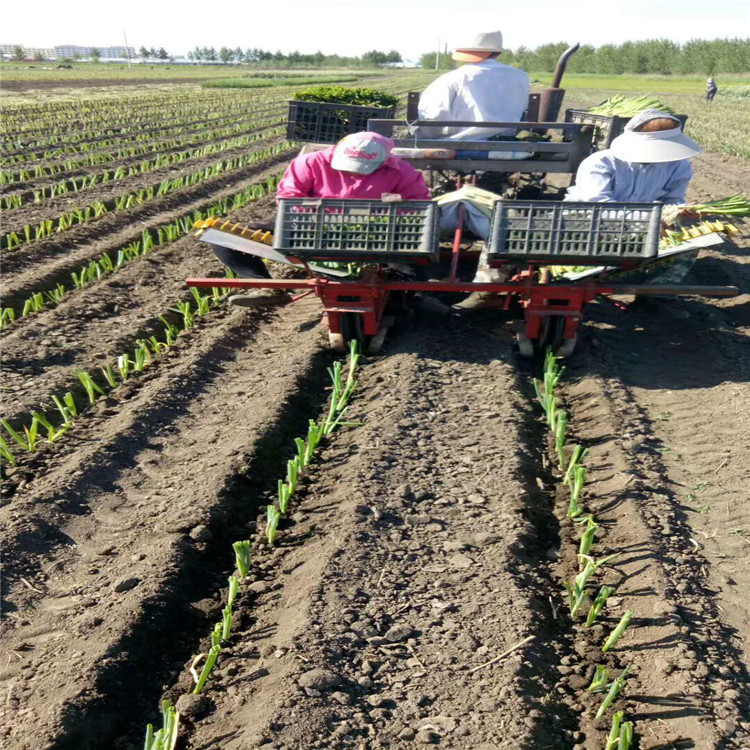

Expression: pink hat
xmin=331 ymin=132 xmax=394 ymax=175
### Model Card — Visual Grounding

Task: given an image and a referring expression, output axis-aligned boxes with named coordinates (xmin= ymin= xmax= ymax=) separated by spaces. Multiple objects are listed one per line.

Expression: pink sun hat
xmin=331 ymin=132 xmax=395 ymax=175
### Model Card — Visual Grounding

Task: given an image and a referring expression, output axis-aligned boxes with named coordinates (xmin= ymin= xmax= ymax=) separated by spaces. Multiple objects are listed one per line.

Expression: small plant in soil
xmin=563 ymin=444 xmax=588 ymax=484
xmin=586 ymin=585 xmax=616 ymax=626
xmin=595 ymin=664 xmax=631 ymax=719
xmin=606 ymin=711 xmax=634 ymax=749
xmin=227 ymin=575 xmax=239 ymax=606
xmin=232 ymin=540 xmax=252 ymax=578
xmin=588 ymin=665 xmax=612 ymax=692
xmin=193 ymin=644 xmax=220 ymax=694
xmin=567 ymin=464 xmax=587 ymax=518
xmin=602 ymin=610 xmax=634 ymax=654
xmin=144 ymin=699 xmax=180 ymax=750
xmin=266 ymin=505 xmax=281 ymax=546
xmin=578 ymin=515 xmax=598 ymax=563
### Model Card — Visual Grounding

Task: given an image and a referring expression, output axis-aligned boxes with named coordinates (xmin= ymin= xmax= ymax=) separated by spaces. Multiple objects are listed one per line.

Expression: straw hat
xmin=452 ymin=31 xmax=505 ymax=63
xmin=610 ymin=110 xmax=701 ymax=163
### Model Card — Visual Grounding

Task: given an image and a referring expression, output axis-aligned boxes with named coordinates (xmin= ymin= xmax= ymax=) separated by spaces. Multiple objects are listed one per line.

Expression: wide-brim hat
xmin=611 ymin=110 xmax=701 ymax=163
xmin=331 ymin=131 xmax=394 ymax=175
xmin=452 ymin=31 xmax=504 ymax=63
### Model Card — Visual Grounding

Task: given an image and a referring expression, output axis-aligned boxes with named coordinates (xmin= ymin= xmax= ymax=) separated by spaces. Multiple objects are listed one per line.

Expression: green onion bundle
xmin=684 ymin=195 xmax=750 ymax=217
xmin=588 ymin=95 xmax=675 ymax=117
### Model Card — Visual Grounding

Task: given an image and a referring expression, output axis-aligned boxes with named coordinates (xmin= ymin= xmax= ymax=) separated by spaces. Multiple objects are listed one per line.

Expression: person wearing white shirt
xmin=417 ymin=31 xmax=530 ymax=141
xmin=566 ymin=110 xmax=701 ymax=208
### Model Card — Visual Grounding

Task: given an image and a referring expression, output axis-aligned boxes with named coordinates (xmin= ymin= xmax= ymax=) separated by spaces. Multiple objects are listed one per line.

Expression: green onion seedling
xmin=587 ymin=665 xmax=611 ymax=693
xmin=278 ymin=479 xmax=291 ymax=515
xmin=586 ymin=585 xmax=615 ymax=627
xmin=295 ymin=437 xmax=307 ymax=470
xmin=0 ymin=436 xmax=17 ymax=466
xmin=567 ymin=465 xmax=587 ymax=518
xmin=605 ymin=712 xmax=624 ymax=750
xmin=555 ymin=410 xmax=568 ymax=471
xmin=193 ymin=644 xmax=220 ymax=694
xmin=117 ymin=354 xmax=133 ymax=382
xmin=210 ymin=622 xmax=222 ymax=649
xmin=602 ymin=610 xmax=634 ymax=654
xmin=266 ymin=505 xmax=281 ymax=546
xmin=190 ymin=287 xmax=211 ymax=315
xmin=227 ymin=575 xmax=239 ymax=607
xmin=578 ymin=515 xmax=598 ymax=563
xmin=232 ymin=540 xmax=251 ymax=578
xmin=144 ymin=699 xmax=180 ymax=750
xmin=101 ymin=364 xmax=117 ymax=388
xmin=595 ymin=664 xmax=631 ymax=719
xmin=286 ymin=457 xmax=299 ymax=495
xmin=77 ymin=370 xmax=105 ymax=404
xmin=563 ymin=445 xmax=588 ymax=485
xmin=564 ymin=581 xmax=587 ymax=618
xmin=221 ymin=604 xmax=233 ymax=641
xmin=618 ymin=720 xmax=634 ymax=750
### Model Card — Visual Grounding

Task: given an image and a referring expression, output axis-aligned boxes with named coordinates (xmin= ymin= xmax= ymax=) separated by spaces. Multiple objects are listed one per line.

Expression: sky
xmin=6 ymin=0 xmax=750 ymax=59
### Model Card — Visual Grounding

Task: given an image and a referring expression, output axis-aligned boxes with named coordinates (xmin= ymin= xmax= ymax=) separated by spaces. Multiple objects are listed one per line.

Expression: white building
xmin=0 ymin=44 xmax=55 ymax=60
xmin=54 ymin=45 xmax=135 ymax=59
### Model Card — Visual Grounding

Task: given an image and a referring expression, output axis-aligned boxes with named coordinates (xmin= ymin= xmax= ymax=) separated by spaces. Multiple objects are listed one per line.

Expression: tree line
xmin=421 ymin=38 xmax=750 ymax=75
xmin=186 ymin=47 xmax=402 ymax=66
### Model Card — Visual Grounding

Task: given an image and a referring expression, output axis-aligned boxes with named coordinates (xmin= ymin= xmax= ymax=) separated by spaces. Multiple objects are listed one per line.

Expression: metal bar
xmin=368 ymin=119 xmax=584 ymax=130
xmin=402 ymin=159 xmax=576 ymax=173
xmin=186 ymin=278 xmax=739 ymax=298
xmin=393 ymin=140 xmax=575 ymax=153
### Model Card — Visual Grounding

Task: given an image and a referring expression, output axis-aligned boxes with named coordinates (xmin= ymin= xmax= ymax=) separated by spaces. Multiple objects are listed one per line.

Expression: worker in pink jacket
xmin=219 ymin=132 xmax=429 ymax=308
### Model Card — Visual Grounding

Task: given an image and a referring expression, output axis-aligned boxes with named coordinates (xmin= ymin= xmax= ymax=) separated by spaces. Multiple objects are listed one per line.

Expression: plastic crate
xmin=487 ymin=200 xmax=662 ymax=264
xmin=274 ymin=199 xmax=439 ymax=261
xmin=286 ymin=100 xmax=397 ymax=144
xmin=565 ymin=109 xmax=688 ymax=151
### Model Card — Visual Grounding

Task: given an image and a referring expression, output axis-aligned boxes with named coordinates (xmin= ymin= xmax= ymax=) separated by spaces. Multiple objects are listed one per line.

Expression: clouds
xmin=10 ymin=0 xmax=750 ymax=59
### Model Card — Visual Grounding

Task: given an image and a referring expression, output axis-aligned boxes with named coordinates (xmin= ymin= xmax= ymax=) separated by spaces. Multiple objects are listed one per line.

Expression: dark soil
xmin=1 ymin=79 xmax=749 ymax=750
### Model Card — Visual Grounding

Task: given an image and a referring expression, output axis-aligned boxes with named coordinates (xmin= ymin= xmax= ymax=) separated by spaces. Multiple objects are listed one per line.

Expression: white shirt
xmin=417 ymin=59 xmax=530 ymax=141
xmin=566 ymin=150 xmax=692 ymax=204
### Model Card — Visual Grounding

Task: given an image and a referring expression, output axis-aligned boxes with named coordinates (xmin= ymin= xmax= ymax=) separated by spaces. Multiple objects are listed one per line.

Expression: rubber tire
xmin=539 ymin=316 xmax=565 ymax=354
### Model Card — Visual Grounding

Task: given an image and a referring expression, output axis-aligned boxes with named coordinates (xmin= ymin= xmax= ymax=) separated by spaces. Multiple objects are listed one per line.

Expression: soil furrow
xmin=0 ymin=298 xmax=328 ymax=750
xmin=176 ymin=315 xmax=574 ymax=750
xmin=1 ymin=147 xmax=290 ymax=289
xmin=0 ymin=192 xmax=276 ymax=427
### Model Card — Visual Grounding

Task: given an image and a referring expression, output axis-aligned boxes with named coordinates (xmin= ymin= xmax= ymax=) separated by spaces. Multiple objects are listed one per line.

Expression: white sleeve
xmin=569 ymin=154 xmax=616 ymax=202
xmin=660 ymin=160 xmax=693 ymax=204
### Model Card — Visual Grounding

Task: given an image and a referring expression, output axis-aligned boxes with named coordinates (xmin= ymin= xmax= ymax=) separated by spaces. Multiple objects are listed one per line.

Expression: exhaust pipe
xmin=538 ymin=43 xmax=580 ymax=122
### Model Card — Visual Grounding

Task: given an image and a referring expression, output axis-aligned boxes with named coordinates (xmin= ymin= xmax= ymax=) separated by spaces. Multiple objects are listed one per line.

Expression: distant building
xmin=0 ymin=44 xmax=55 ymax=60
xmin=54 ymin=45 xmax=135 ymax=59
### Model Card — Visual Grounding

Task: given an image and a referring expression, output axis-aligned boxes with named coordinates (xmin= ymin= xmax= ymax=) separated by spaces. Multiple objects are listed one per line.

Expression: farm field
xmin=1 ymin=69 xmax=749 ymax=750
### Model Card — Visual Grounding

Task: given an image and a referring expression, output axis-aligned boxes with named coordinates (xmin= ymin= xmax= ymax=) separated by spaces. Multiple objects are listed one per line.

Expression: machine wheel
xmin=328 ymin=332 xmax=347 ymax=352
xmin=556 ymin=335 xmax=578 ymax=358
xmin=516 ymin=332 xmax=534 ymax=358
xmin=328 ymin=313 xmax=368 ymax=352
xmin=539 ymin=315 xmax=566 ymax=353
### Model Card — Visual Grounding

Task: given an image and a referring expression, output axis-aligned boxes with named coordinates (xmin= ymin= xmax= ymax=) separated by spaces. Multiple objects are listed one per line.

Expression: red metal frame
xmin=188 ymin=212 xmax=737 ymax=348
xmin=187 ymin=273 xmax=606 ymax=342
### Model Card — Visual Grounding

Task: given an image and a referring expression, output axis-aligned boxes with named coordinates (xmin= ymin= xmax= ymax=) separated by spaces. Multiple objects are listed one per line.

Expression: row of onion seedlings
xmin=1 ymin=141 xmax=291 ymax=251
xmin=0 ymin=108 xmax=286 ymax=186
xmin=0 ymin=175 xmax=281 ymax=330
xmin=534 ymin=349 xmax=634 ymax=749
xmin=143 ymin=341 xmax=362 ymax=748
xmin=1 ymin=126 xmax=284 ymax=209
xmin=0 ymin=281 xmax=239 ymax=469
